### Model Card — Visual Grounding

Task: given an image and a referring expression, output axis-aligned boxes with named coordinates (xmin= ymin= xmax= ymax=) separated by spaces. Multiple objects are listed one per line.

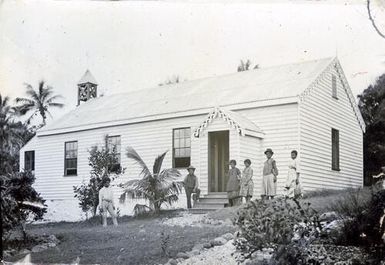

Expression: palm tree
xmin=0 ymin=94 xmax=31 ymax=174
xmin=15 ymin=81 xmax=64 ymax=126
xmin=120 ymin=147 xmax=183 ymax=214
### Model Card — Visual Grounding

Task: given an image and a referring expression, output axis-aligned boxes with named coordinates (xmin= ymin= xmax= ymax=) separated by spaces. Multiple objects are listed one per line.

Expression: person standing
xmin=262 ymin=148 xmax=279 ymax=200
xmin=240 ymin=159 xmax=254 ymax=203
xmin=184 ymin=165 xmax=201 ymax=209
xmin=285 ymin=150 xmax=301 ymax=198
xmin=98 ymin=177 xmax=118 ymax=227
xmin=226 ymin=160 xmax=241 ymax=206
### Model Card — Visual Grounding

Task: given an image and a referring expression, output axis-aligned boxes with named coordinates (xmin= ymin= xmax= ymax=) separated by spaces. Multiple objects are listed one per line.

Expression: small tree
xmin=120 ymin=147 xmax=183 ymax=214
xmin=73 ymin=136 xmax=124 ymax=218
xmin=1 ymin=171 xmax=46 ymax=241
xmin=357 ymin=73 xmax=385 ymax=185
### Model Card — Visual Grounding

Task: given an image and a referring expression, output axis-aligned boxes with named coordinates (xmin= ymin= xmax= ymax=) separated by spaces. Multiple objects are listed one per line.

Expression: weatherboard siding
xmin=299 ymin=65 xmax=363 ymax=190
xmin=21 ymin=115 xmax=206 ymax=201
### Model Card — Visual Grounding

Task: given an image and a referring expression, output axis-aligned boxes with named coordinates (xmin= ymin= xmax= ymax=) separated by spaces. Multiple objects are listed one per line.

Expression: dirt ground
xmin=5 ymin=211 xmax=235 ymax=265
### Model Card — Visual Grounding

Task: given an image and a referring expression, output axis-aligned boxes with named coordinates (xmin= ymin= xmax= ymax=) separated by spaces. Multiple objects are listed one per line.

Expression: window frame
xmin=332 ymin=74 xmax=338 ymax=99
xmin=331 ymin=128 xmax=340 ymax=171
xmin=24 ymin=150 xmax=35 ymax=171
xmin=64 ymin=141 xmax=78 ymax=176
xmin=172 ymin=127 xmax=191 ymax=169
xmin=107 ymin=135 xmax=121 ymax=173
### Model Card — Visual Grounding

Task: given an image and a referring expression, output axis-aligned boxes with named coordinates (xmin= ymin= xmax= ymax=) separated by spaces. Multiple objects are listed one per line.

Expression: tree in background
xmin=237 ymin=59 xmax=259 ymax=72
xmin=0 ymin=94 xmax=35 ymax=174
xmin=158 ymin=75 xmax=186 ymax=86
xmin=15 ymin=81 xmax=64 ymax=127
xmin=73 ymin=136 xmax=124 ymax=218
xmin=358 ymin=73 xmax=385 ymax=185
xmin=120 ymin=147 xmax=183 ymax=214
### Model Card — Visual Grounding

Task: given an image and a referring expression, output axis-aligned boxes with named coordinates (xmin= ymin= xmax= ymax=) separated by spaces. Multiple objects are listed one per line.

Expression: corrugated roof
xmin=41 ymin=57 xmax=334 ymax=133
xmin=78 ymin=70 xmax=98 ymax=85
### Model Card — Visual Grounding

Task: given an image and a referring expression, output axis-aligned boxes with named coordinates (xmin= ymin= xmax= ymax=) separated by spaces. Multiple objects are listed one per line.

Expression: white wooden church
xmin=20 ymin=57 xmax=365 ymax=221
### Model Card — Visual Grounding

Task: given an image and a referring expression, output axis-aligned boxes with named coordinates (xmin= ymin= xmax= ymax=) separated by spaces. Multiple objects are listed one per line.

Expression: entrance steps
xmin=190 ymin=192 xmax=229 ymax=214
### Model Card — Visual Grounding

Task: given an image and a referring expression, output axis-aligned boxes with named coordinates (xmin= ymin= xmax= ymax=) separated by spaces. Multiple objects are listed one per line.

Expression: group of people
xmin=183 ymin=148 xmax=302 ymax=208
xmin=98 ymin=148 xmax=303 ymax=226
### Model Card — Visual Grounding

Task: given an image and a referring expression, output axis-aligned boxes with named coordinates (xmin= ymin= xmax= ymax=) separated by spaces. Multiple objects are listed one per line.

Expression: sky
xmin=1 ymin=0 xmax=385 ymax=125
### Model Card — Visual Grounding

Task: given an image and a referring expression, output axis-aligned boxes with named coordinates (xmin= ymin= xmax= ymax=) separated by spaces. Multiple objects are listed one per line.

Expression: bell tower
xmin=77 ymin=70 xmax=98 ymax=106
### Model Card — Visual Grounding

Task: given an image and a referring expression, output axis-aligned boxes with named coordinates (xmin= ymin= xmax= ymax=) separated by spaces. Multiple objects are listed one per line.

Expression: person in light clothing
xmin=262 ymin=148 xmax=279 ymax=200
xmin=240 ymin=159 xmax=254 ymax=203
xmin=98 ymin=177 xmax=118 ymax=227
xmin=226 ymin=160 xmax=241 ymax=206
xmin=285 ymin=150 xmax=302 ymax=199
xmin=184 ymin=165 xmax=201 ymax=209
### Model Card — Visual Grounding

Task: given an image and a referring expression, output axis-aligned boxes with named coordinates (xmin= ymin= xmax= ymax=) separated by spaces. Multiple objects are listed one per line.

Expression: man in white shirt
xmin=98 ymin=177 xmax=118 ymax=227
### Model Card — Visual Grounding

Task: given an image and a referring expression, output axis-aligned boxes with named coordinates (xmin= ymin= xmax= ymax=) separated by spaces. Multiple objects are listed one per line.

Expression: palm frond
xmin=47 ymin=102 xmax=64 ymax=108
xmin=153 ymin=151 xmax=167 ymax=175
xmin=126 ymin=146 xmax=151 ymax=178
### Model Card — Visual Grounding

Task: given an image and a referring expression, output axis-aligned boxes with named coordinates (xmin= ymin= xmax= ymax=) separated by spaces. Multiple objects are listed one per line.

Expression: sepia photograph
xmin=1 ymin=0 xmax=385 ymax=264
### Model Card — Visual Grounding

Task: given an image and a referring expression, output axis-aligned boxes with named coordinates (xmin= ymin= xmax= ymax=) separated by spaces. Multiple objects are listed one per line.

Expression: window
xmin=332 ymin=74 xmax=338 ymax=99
xmin=173 ymin=128 xmax=191 ymax=168
xmin=64 ymin=141 xmax=78 ymax=176
xmin=107 ymin=135 xmax=121 ymax=172
xmin=331 ymin=129 xmax=340 ymax=171
xmin=24 ymin=151 xmax=35 ymax=171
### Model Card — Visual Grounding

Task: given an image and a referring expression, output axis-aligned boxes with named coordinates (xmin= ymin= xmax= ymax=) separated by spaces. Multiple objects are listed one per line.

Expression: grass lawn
xmin=6 ymin=210 xmax=235 ymax=265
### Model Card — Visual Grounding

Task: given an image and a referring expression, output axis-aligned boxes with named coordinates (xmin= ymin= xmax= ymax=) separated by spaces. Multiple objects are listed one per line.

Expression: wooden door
xmin=208 ymin=130 xmax=229 ymax=192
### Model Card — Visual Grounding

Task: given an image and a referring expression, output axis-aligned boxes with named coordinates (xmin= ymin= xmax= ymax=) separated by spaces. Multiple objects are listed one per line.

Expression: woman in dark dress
xmin=226 ymin=160 xmax=241 ymax=206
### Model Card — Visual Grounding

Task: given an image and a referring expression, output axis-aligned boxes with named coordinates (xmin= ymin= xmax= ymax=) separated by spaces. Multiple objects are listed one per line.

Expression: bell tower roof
xmin=78 ymin=69 xmax=98 ymax=85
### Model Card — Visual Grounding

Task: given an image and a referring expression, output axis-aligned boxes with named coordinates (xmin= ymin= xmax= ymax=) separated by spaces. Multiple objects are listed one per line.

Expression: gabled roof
xmin=78 ymin=70 xmax=98 ymax=85
xmin=194 ymin=107 xmax=264 ymax=138
xmin=40 ymin=57 xmax=335 ymax=135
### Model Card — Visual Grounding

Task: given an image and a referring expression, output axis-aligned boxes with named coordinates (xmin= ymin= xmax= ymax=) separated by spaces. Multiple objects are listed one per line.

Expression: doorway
xmin=208 ymin=130 xmax=229 ymax=192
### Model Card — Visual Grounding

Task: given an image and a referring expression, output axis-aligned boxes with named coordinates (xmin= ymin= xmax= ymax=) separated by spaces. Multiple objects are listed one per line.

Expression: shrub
xmin=1 ymin=171 xmax=46 ymax=240
xmin=329 ymin=188 xmax=385 ymax=262
xmin=73 ymin=136 xmax=124 ymax=218
xmin=233 ymin=198 xmax=321 ymax=262
xmin=120 ymin=147 xmax=183 ymax=214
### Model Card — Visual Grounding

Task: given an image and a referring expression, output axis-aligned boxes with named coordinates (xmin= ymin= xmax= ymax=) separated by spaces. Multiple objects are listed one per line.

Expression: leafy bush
xmin=1 ymin=171 xmax=46 ymax=240
xmin=233 ymin=198 xmax=321 ymax=262
xmin=327 ymin=188 xmax=385 ymax=262
xmin=120 ymin=147 xmax=183 ymax=214
xmin=73 ymin=136 xmax=124 ymax=218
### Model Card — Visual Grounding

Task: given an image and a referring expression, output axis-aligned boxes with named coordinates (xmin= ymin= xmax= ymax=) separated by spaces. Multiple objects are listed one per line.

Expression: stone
xmin=189 ymin=249 xmax=200 ymax=256
xmin=47 ymin=242 xmax=57 ymax=248
xmin=203 ymin=242 xmax=212 ymax=249
xmin=222 ymin=233 xmax=234 ymax=241
xmin=210 ymin=237 xmax=227 ymax=246
xmin=31 ymin=244 xmax=49 ymax=253
xmin=319 ymin=211 xmax=339 ymax=222
xmin=192 ymin=243 xmax=204 ymax=251
xmin=19 ymin=249 xmax=31 ymax=255
xmin=176 ymin=252 xmax=190 ymax=259
xmin=139 ymin=229 xmax=146 ymax=233
xmin=168 ymin=258 xmax=178 ymax=265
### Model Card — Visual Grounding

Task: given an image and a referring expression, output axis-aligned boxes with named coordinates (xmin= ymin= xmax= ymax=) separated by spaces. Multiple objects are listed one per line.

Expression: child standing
xmin=98 ymin=177 xmax=118 ymax=227
xmin=226 ymin=160 xmax=241 ymax=206
xmin=262 ymin=148 xmax=278 ymax=200
xmin=285 ymin=150 xmax=301 ymax=199
xmin=183 ymin=165 xmax=201 ymax=209
xmin=240 ymin=159 xmax=254 ymax=203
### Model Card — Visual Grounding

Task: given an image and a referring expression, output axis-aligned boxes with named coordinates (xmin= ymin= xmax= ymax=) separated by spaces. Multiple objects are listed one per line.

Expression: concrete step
xmin=204 ymin=192 xmax=228 ymax=199
xmin=199 ymin=198 xmax=229 ymax=204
